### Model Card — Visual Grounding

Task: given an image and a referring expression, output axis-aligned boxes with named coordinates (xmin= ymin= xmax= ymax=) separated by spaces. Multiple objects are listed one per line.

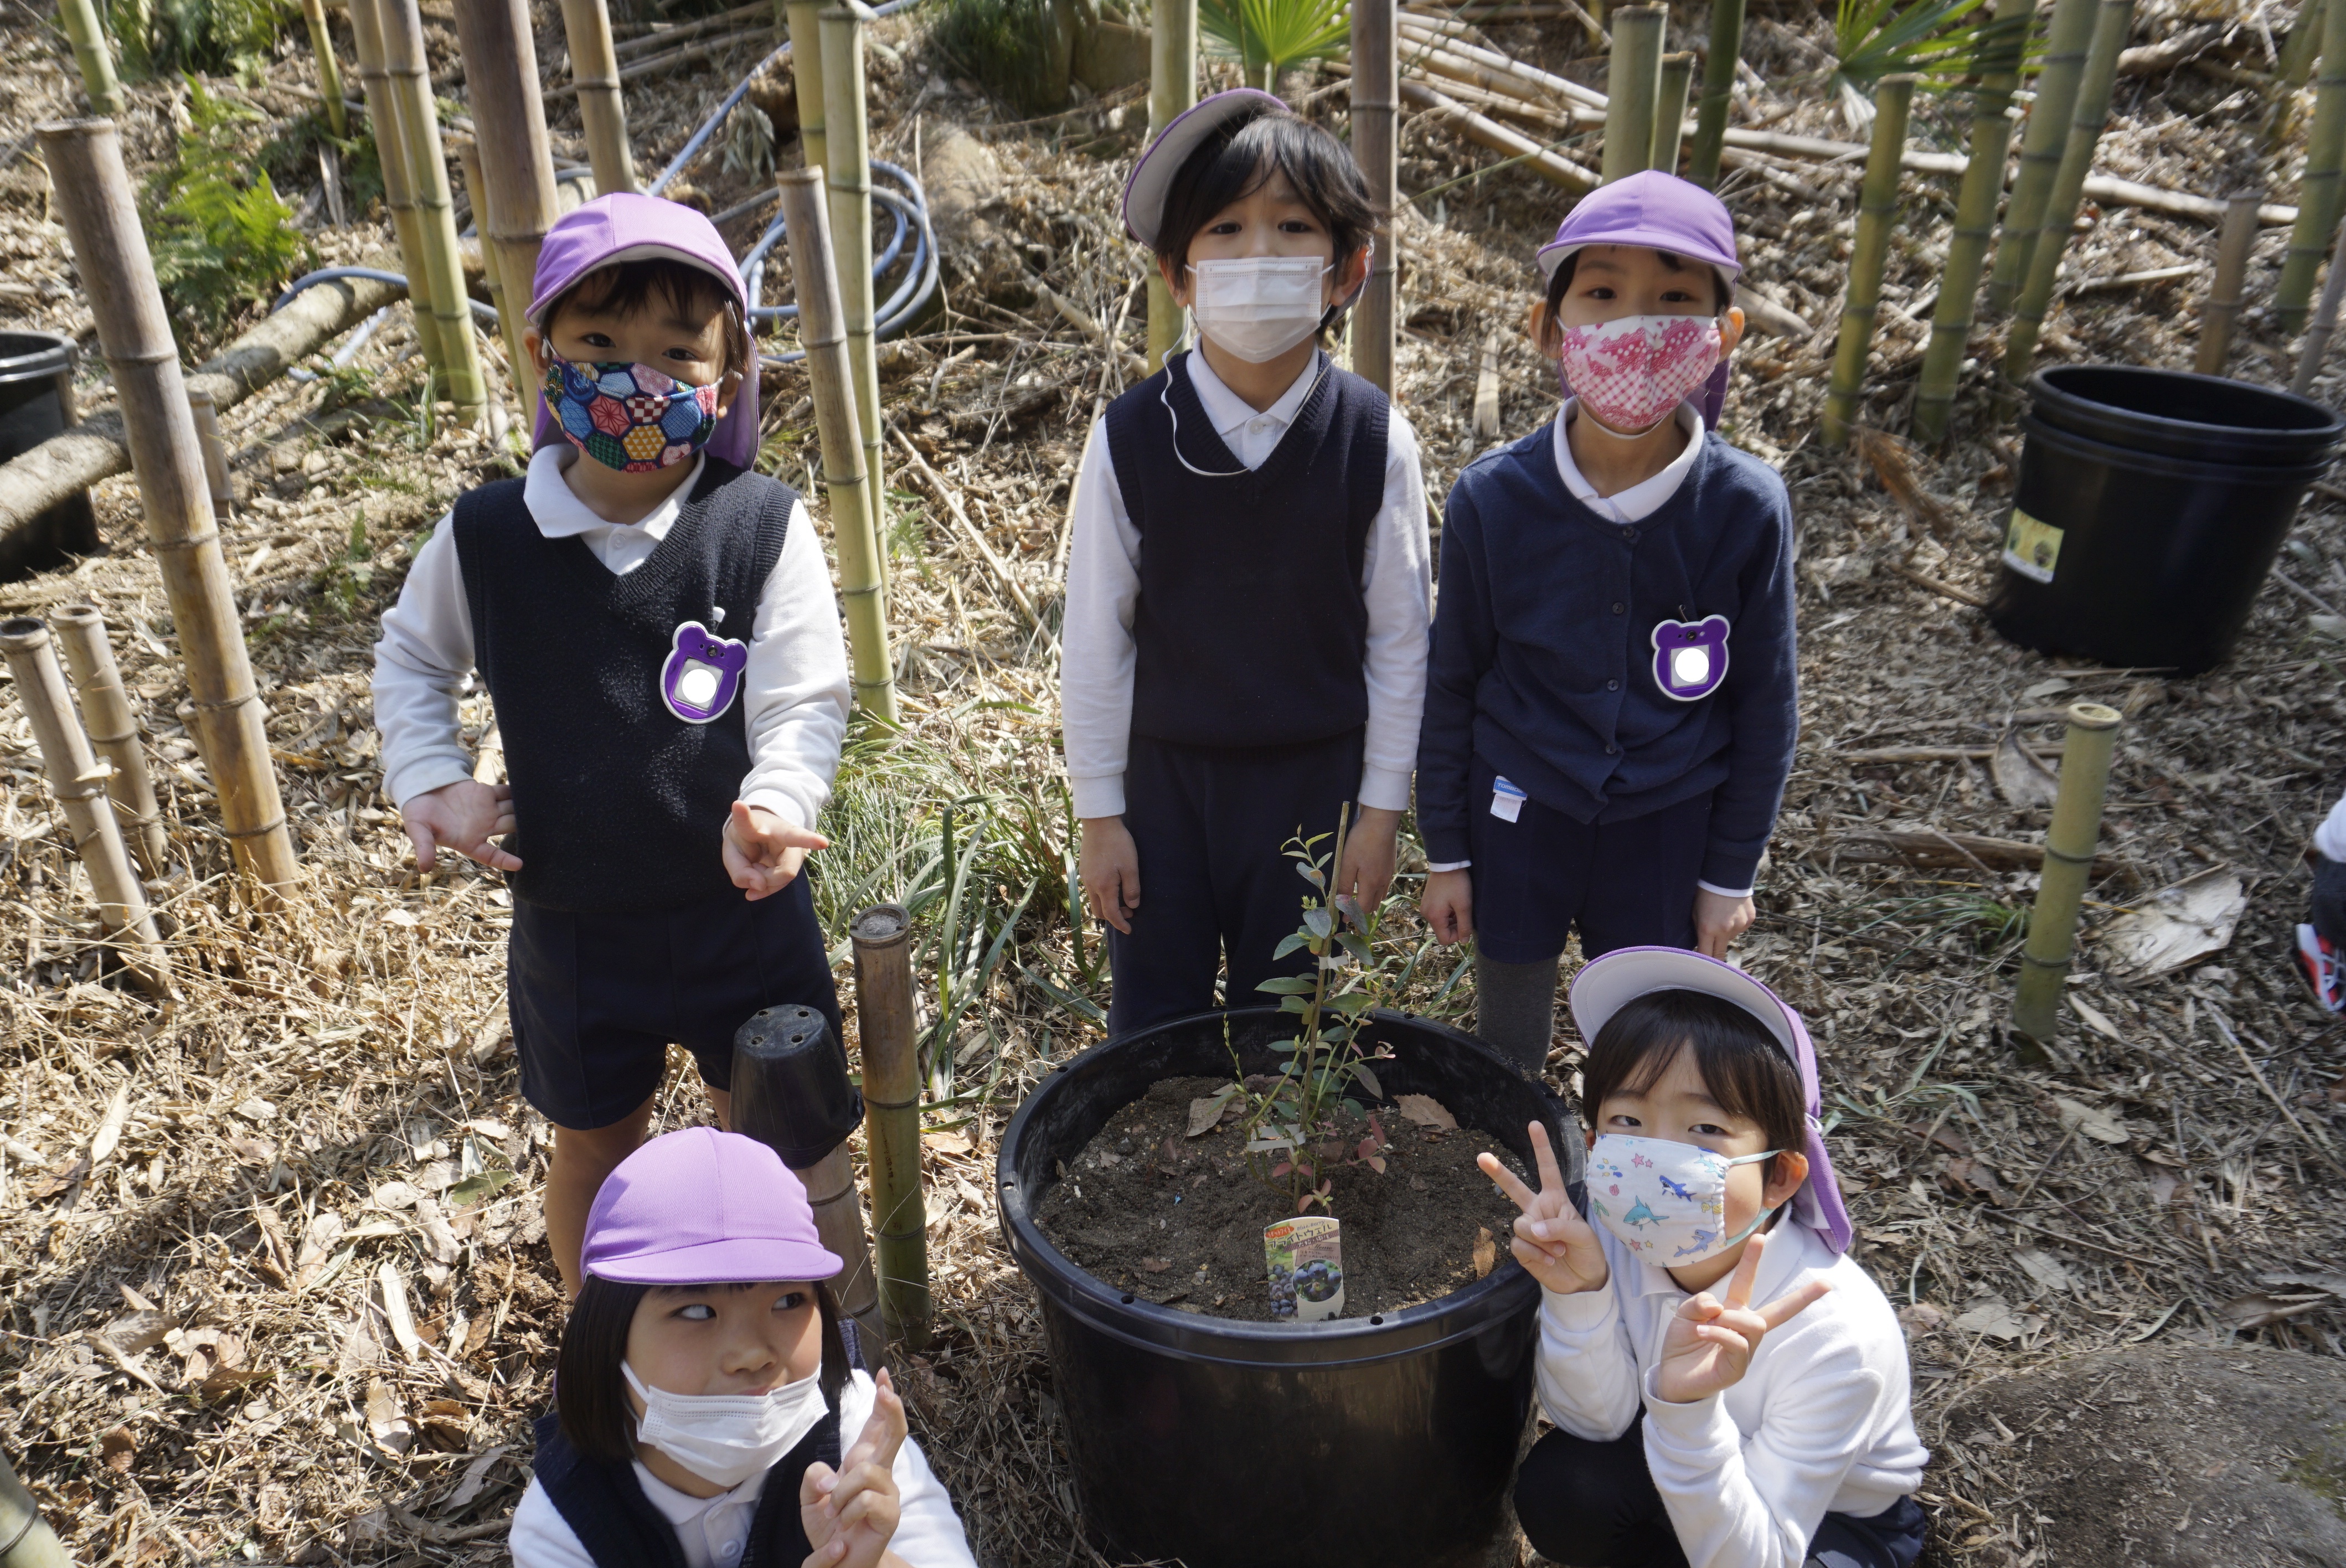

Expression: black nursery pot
xmin=997 ymin=1008 xmax=1580 ymax=1568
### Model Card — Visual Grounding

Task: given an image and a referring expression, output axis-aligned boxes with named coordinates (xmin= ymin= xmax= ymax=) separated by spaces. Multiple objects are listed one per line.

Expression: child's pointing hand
xmin=1652 ymin=1229 xmax=1832 ymax=1405
xmin=1479 ymin=1121 xmax=1608 ymax=1296
xmin=724 ymin=801 xmax=828 ymax=901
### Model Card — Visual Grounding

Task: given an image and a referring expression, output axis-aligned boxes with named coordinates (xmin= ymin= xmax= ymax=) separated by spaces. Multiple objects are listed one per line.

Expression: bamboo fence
xmin=377 ymin=0 xmax=488 ymax=424
xmin=560 ymin=0 xmax=640 ymax=194
xmin=1821 ymin=75 xmax=1914 ymax=447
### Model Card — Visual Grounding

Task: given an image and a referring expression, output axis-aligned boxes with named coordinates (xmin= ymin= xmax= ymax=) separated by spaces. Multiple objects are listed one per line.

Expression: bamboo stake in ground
xmin=378 ymin=0 xmax=488 ymax=425
xmin=1147 ymin=0 xmax=1199 ymax=372
xmin=1602 ymin=5 xmax=1666 ymax=182
xmin=51 ymin=604 xmax=167 ymax=880
xmin=776 ymin=168 xmax=898 ymax=723
xmin=2293 ymin=207 xmax=2346 ymax=393
xmin=298 ymin=0 xmax=348 ymax=137
xmin=1912 ymin=0 xmax=2030 ymax=443
xmin=55 ymin=0 xmax=122 ymax=116
xmin=786 ymin=0 xmax=828 ymax=187
xmin=851 ymin=904 xmax=930 ymax=1352
xmin=450 ymin=0 xmax=563 ymax=416
xmin=347 ymin=0 xmax=446 ymax=375
xmin=1687 ymin=0 xmax=1743 ymax=187
xmin=1350 ymin=0 xmax=1398 ymax=391
xmin=1652 ymin=51 xmax=1693 ymax=173
xmin=2278 ymin=0 xmax=2346 ymax=331
xmin=1821 ymin=75 xmax=1914 ymax=447
xmin=0 ymin=617 xmax=169 ymax=994
xmin=0 ymin=1446 xmax=71 ymax=1568
xmin=185 ymin=387 xmax=235 ymax=521
xmin=2267 ymin=0 xmax=2327 ymax=152
xmin=2001 ymin=0 xmax=2134 ymax=397
xmin=2009 ymin=702 xmax=2122 ymax=1050
xmin=1986 ymin=0 xmax=2097 ymax=317
xmin=2195 ymin=190 xmax=2262 ymax=376
xmin=821 ymin=3 xmax=886 ymax=586
xmin=560 ymin=0 xmax=639 ymax=194
xmin=35 ymin=118 xmax=299 ymax=896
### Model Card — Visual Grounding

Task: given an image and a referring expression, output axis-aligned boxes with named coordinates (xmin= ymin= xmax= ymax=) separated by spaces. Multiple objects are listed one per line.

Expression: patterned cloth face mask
xmin=1556 ymin=313 xmax=1725 ymax=437
xmin=1584 ymin=1132 xmax=1782 ymax=1263
xmin=543 ymin=353 xmax=723 ymax=473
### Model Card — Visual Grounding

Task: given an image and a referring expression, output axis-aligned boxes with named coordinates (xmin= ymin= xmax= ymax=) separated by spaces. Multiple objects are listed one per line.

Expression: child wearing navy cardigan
xmin=1416 ymin=173 xmax=1797 ymax=1070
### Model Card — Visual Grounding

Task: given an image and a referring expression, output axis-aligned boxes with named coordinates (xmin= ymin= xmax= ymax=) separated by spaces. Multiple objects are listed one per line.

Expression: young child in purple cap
xmin=510 ymin=1127 xmax=976 ymax=1568
xmin=373 ymin=194 xmax=852 ymax=1294
xmin=1065 ymin=88 xmax=1431 ymax=1033
xmin=1478 ymin=947 xmax=1926 ymax=1568
xmin=1415 ymin=171 xmax=1797 ymax=1071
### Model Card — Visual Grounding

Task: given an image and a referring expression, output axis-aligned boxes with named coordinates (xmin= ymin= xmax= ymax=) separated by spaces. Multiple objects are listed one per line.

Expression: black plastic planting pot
xmin=0 ymin=332 xmax=99 ymax=582
xmin=997 ymin=1008 xmax=1579 ymax=1568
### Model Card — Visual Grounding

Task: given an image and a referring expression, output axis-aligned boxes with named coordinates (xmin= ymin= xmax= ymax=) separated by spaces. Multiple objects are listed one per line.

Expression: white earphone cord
xmin=1160 ymin=347 xmax=1331 ymax=479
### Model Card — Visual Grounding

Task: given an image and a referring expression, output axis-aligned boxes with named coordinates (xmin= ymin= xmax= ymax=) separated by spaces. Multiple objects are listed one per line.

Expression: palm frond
xmin=1829 ymin=0 xmax=2014 ymax=98
xmin=1199 ymin=0 xmax=1351 ymax=86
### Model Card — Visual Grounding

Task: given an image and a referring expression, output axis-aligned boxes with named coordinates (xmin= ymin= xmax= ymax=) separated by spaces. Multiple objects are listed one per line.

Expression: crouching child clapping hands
xmin=1476 ymin=949 xmax=1929 ymax=1568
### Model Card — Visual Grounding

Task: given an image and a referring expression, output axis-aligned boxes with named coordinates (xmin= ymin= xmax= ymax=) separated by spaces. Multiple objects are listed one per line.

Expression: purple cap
xmin=580 ymin=1127 xmax=845 ymax=1286
xmin=1567 ymin=947 xmax=1853 ymax=1255
xmin=526 ymin=192 xmax=761 ymax=470
xmin=1121 ymin=88 xmax=1286 ymax=249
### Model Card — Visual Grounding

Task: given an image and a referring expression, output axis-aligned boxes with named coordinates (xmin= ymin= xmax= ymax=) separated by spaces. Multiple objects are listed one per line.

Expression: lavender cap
xmin=525 ymin=192 xmax=761 ymax=470
xmin=1566 ymin=947 xmax=1854 ymax=1256
xmin=580 ymin=1127 xmax=844 ymax=1286
xmin=1120 ymin=87 xmax=1287 ymax=249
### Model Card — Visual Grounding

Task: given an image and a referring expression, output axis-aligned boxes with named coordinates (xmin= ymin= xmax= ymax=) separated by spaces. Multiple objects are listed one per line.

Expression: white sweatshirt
xmin=1535 ymin=1221 xmax=1928 ymax=1568
xmin=372 ymin=445 xmax=852 ymax=831
xmin=2316 ymin=787 xmax=2346 ymax=863
xmin=507 ymin=1371 xmax=977 ymax=1568
xmin=1060 ymin=350 xmax=1432 ymax=820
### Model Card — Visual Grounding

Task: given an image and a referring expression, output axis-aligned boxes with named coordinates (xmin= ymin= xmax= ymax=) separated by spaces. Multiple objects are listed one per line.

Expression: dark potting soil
xmin=1033 ymin=1075 xmax=1529 ymax=1323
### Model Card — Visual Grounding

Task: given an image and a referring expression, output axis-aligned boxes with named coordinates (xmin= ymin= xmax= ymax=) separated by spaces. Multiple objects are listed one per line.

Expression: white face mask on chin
xmin=624 ymin=1360 xmax=827 ymax=1489
xmin=1185 ymin=255 xmax=1332 ymax=363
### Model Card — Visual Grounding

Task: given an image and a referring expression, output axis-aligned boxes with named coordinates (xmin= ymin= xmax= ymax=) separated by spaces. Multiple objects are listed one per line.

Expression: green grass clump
xmin=112 ymin=0 xmax=291 ymax=78
xmin=927 ymin=0 xmax=1067 ymax=116
xmin=147 ymin=77 xmax=309 ymax=339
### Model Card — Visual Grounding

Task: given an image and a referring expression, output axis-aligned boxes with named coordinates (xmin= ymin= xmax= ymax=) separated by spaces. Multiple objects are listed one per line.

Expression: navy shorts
xmin=509 ymin=875 xmax=843 ymax=1130
xmin=1466 ymin=756 xmax=1715 ymax=966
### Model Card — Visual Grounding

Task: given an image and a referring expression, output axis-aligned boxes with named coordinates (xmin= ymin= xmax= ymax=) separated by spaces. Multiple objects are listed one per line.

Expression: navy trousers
xmin=1106 ymin=728 xmax=1363 ymax=1037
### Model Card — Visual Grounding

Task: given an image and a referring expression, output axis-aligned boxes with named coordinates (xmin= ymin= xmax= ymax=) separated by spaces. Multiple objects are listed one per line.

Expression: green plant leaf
xmin=1324 ymin=990 xmax=1374 ymax=1016
xmin=1352 ymin=1062 xmax=1384 ymax=1099
xmin=1200 ymin=0 xmax=1352 ymax=84
xmin=1302 ymin=907 xmax=1332 ymax=938
xmin=445 ymin=1167 xmax=514 ymax=1208
xmin=1272 ymin=931 xmax=1309 ymax=959
xmin=1254 ymin=974 xmax=1318 ymax=995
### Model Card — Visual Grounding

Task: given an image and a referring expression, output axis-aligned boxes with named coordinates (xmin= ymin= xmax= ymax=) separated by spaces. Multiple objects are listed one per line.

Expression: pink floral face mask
xmin=1556 ymin=313 xmax=1725 ymax=436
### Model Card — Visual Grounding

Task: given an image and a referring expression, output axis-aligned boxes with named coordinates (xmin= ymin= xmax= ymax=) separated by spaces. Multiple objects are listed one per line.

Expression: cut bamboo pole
xmin=449 ymin=0 xmax=562 ymax=414
xmin=1986 ymin=0 xmax=2097 ymax=317
xmin=2279 ymin=0 xmax=2346 ymax=331
xmin=0 ymin=1447 xmax=71 ymax=1568
xmin=2001 ymin=0 xmax=2134 ymax=396
xmin=348 ymin=0 xmax=446 ymax=375
xmin=2195 ymin=190 xmax=2262 ymax=376
xmin=299 ymin=0 xmax=349 ymax=137
xmin=776 ymin=168 xmax=898 ymax=723
xmin=379 ymin=0 xmax=488 ymax=425
xmin=452 ymin=140 xmax=515 ymax=422
xmin=1687 ymin=0 xmax=1742 ymax=187
xmin=1350 ymin=0 xmax=1398 ymax=392
xmin=185 ymin=387 xmax=235 ymax=520
xmin=51 ymin=604 xmax=168 ymax=881
xmin=55 ymin=0 xmax=122 ymax=117
xmin=2266 ymin=0 xmax=2326 ymax=152
xmin=1821 ymin=75 xmax=1914 ymax=448
xmin=2293 ymin=206 xmax=2346 ymax=392
xmin=785 ymin=0 xmax=828 ymax=184
xmin=1602 ymin=5 xmax=1665 ymax=182
xmin=821 ymin=4 xmax=886 ymax=589
xmin=35 ymin=119 xmax=299 ymax=897
xmin=559 ymin=0 xmax=639 ymax=194
xmin=1400 ymin=80 xmax=1601 ymax=190
xmin=1147 ymin=0 xmax=1199 ymax=372
xmin=0 ymin=618 xmax=168 ymax=994
xmin=2009 ymin=703 xmax=2121 ymax=1050
xmin=851 ymin=904 xmax=930 ymax=1352
xmin=1652 ymin=51 xmax=1693 ymax=173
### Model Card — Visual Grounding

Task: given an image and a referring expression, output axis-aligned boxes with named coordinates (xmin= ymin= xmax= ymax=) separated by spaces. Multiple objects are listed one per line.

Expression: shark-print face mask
xmin=1584 ymin=1133 xmax=1782 ymax=1263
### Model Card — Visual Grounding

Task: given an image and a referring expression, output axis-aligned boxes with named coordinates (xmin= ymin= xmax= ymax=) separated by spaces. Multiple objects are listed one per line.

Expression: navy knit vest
xmin=1102 ymin=350 xmax=1388 ymax=749
xmin=453 ymin=458 xmax=795 ymax=912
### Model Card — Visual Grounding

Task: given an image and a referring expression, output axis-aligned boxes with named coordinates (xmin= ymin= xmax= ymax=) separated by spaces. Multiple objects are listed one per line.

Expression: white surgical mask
xmin=1584 ymin=1133 xmax=1782 ymax=1265
xmin=1185 ymin=256 xmax=1332 ymax=363
xmin=624 ymin=1360 xmax=827 ymax=1489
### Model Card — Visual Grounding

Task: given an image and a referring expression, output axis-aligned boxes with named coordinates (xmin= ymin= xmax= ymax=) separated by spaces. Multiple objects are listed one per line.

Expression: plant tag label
xmin=1648 ymin=614 xmax=1731 ymax=702
xmin=1266 ymin=1216 xmax=1344 ymax=1322
xmin=660 ymin=620 xmax=748 ymax=724
xmin=2002 ymin=508 xmax=2063 ymax=585
xmin=1489 ymin=776 xmax=1527 ymax=823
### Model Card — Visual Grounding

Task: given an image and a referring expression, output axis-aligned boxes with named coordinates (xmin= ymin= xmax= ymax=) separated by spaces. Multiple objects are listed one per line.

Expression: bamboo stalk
xmin=1821 ymin=75 xmax=1914 ymax=448
xmin=2293 ymin=206 xmax=2346 ymax=391
xmin=1687 ymin=0 xmax=1742 ymax=187
xmin=776 ymin=168 xmax=898 ymax=723
xmin=55 ymin=0 xmax=122 ymax=117
xmin=1601 ymin=4 xmax=1665 ymax=181
xmin=2009 ymin=703 xmax=2122 ymax=1050
xmin=1652 ymin=51 xmax=1693 ymax=173
xmin=1986 ymin=0 xmax=2097 ymax=317
xmin=35 ymin=119 xmax=300 ymax=897
xmin=1350 ymin=0 xmax=1398 ymax=391
xmin=1400 ymin=79 xmax=1600 ymax=191
xmin=559 ymin=0 xmax=639 ymax=194
xmin=785 ymin=0 xmax=828 ymax=183
xmin=851 ymin=904 xmax=930 ymax=1352
xmin=298 ymin=0 xmax=348 ymax=137
xmin=2001 ymin=0 xmax=2134 ymax=396
xmin=2280 ymin=0 xmax=2346 ymax=331
xmin=347 ymin=0 xmax=445 ymax=374
xmin=0 ymin=1447 xmax=71 ymax=1568
xmin=378 ymin=0 xmax=488 ymax=425
xmin=184 ymin=387 xmax=235 ymax=520
xmin=821 ymin=4 xmax=886 ymax=590
xmin=449 ymin=0 xmax=561 ymax=417
xmin=2195 ymin=190 xmax=2262 ymax=376
xmin=51 ymin=604 xmax=168 ymax=881
xmin=0 ymin=618 xmax=169 ymax=994
xmin=452 ymin=140 xmax=515 ymax=425
xmin=2267 ymin=0 xmax=2327 ymax=153
xmin=1147 ymin=0 xmax=1199 ymax=372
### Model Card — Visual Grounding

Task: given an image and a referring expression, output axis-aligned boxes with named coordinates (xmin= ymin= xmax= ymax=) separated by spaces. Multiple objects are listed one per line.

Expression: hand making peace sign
xmin=1651 ymin=1229 xmax=1833 ymax=1405
xmin=1477 ymin=1121 xmax=1608 ymax=1297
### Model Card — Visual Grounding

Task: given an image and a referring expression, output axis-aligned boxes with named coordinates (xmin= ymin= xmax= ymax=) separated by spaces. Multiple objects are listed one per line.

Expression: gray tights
xmin=1475 ymin=953 xmax=1561 ymax=1074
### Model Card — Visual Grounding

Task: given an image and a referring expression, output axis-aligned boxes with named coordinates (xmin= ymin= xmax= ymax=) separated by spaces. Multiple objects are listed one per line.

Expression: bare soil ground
xmin=2 ymin=1 xmax=2345 ymax=1564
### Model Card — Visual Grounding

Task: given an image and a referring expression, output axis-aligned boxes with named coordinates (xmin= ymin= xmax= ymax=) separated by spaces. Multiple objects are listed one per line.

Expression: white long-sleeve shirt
xmin=2317 ymin=787 xmax=2346 ymax=863
xmin=507 ymin=1371 xmax=977 ymax=1568
xmin=1535 ymin=1221 xmax=1927 ymax=1568
xmin=372 ymin=445 xmax=852 ymax=831
xmin=1060 ymin=350 xmax=1432 ymax=819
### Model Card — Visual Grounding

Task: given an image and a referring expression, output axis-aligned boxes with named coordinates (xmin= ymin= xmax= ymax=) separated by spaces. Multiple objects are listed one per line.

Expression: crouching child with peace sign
xmin=1477 ymin=950 xmax=1928 ymax=1568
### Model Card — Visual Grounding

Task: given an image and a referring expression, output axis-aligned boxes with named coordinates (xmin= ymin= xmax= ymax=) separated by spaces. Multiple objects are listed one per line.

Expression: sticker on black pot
xmin=1266 ymin=1216 xmax=1344 ymax=1321
xmin=2002 ymin=509 xmax=2063 ymax=585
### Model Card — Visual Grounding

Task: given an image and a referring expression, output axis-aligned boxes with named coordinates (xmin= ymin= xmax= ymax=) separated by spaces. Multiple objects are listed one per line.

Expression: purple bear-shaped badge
xmin=659 ymin=620 xmax=748 ymax=724
xmin=1650 ymin=615 xmax=1730 ymax=702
